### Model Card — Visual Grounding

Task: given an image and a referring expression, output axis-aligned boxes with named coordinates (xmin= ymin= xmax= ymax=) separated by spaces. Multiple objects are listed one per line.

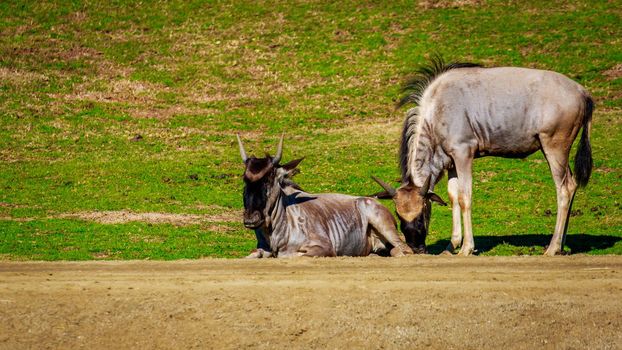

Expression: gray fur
xmin=400 ymin=63 xmax=593 ymax=256
xmin=260 ymin=168 xmax=412 ymax=258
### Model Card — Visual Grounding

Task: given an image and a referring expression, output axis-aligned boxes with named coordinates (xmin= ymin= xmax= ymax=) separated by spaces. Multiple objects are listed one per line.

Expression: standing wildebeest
xmin=237 ymin=134 xmax=413 ymax=258
xmin=373 ymin=57 xmax=593 ymax=256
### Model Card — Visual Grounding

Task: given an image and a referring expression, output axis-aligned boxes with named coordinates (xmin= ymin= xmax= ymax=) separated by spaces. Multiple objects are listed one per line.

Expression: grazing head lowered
xmin=388 ymin=55 xmax=593 ymax=256
xmin=237 ymin=134 xmax=302 ymax=229
xmin=371 ymin=176 xmax=446 ymax=253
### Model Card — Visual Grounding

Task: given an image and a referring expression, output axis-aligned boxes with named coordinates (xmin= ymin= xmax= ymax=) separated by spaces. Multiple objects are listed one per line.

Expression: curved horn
xmin=420 ymin=176 xmax=431 ymax=195
xmin=236 ymin=133 xmax=247 ymax=163
xmin=272 ymin=133 xmax=284 ymax=165
xmin=371 ymin=176 xmax=396 ymax=197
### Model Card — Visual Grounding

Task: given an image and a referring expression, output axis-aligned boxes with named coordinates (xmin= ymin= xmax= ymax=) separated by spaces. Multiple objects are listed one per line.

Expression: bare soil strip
xmin=1 ymin=256 xmax=621 ymax=349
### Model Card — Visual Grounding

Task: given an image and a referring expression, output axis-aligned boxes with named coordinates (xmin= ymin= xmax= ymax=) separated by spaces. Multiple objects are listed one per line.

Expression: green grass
xmin=0 ymin=219 xmax=255 ymax=260
xmin=1 ymin=0 xmax=621 ymax=260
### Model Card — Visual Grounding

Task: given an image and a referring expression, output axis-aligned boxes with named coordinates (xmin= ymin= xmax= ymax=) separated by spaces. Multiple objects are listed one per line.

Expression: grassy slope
xmin=0 ymin=0 xmax=620 ymax=259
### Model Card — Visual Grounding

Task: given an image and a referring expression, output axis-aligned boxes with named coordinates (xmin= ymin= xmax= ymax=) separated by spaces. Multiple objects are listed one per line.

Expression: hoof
xmin=445 ymin=241 xmax=461 ymax=253
xmin=400 ymin=243 xmax=416 ymax=255
xmin=543 ymin=248 xmax=568 ymax=256
xmin=457 ymin=247 xmax=474 ymax=256
xmin=390 ymin=246 xmax=409 ymax=257
xmin=440 ymin=250 xmax=453 ymax=256
xmin=245 ymin=249 xmax=272 ymax=259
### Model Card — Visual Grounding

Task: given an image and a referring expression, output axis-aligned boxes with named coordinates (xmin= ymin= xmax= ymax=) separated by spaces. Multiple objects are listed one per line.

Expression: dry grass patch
xmin=0 ymin=67 xmax=49 ymax=86
xmin=56 ymin=79 xmax=167 ymax=105
xmin=128 ymin=106 xmax=217 ymax=120
xmin=57 ymin=209 xmax=241 ymax=226
xmin=0 ymin=216 xmax=34 ymax=222
xmin=0 ymin=202 xmax=28 ymax=208
xmin=603 ymin=64 xmax=622 ymax=80
xmin=312 ymin=116 xmax=402 ymax=140
xmin=418 ymin=0 xmax=483 ymax=9
xmin=93 ymin=59 xmax=134 ymax=80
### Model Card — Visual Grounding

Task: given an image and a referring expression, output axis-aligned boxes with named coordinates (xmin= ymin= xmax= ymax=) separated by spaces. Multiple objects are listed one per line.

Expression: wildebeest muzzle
xmin=243 ymin=209 xmax=264 ymax=229
xmin=400 ymin=217 xmax=428 ymax=254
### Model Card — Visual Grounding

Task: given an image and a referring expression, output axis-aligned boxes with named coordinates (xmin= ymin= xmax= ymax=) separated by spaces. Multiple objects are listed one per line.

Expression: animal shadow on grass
xmin=427 ymin=234 xmax=621 ymax=255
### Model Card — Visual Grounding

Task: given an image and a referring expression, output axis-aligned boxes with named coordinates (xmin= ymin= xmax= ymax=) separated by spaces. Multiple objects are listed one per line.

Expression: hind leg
xmin=297 ymin=242 xmax=336 ymax=257
xmin=452 ymin=148 xmax=476 ymax=256
xmin=541 ymin=139 xmax=577 ymax=256
xmin=360 ymin=198 xmax=413 ymax=256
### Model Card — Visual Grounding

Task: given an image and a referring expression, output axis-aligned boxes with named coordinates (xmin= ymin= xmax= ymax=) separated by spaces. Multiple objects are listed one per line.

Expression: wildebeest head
xmin=371 ymin=176 xmax=446 ymax=253
xmin=237 ymin=134 xmax=302 ymax=229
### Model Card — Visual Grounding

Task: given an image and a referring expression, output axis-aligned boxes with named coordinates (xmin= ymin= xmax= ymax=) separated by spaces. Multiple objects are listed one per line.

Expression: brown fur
xmin=394 ymin=186 xmax=425 ymax=222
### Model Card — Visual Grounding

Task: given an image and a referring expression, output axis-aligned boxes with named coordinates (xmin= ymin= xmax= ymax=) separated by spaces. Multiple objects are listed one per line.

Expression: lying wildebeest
xmin=373 ymin=56 xmax=593 ymax=256
xmin=236 ymin=134 xmax=413 ymax=258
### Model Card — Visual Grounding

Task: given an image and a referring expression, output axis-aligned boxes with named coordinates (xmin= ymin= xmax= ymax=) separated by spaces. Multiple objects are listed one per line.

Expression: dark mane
xmin=399 ymin=107 xmax=418 ymax=181
xmin=282 ymin=177 xmax=303 ymax=191
xmin=397 ymin=56 xmax=482 ymax=180
xmin=396 ymin=55 xmax=482 ymax=109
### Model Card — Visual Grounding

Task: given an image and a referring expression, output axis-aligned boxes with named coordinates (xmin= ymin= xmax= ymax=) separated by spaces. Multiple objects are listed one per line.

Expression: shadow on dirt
xmin=427 ymin=234 xmax=622 ymax=255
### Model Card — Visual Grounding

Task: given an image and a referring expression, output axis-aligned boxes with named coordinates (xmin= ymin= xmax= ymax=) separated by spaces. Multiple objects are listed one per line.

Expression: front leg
xmin=254 ymin=227 xmax=272 ymax=254
xmin=245 ymin=229 xmax=272 ymax=258
xmin=444 ymin=167 xmax=463 ymax=254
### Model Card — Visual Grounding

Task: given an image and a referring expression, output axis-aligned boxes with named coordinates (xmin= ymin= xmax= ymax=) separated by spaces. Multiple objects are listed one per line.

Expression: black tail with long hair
xmin=574 ymin=94 xmax=593 ymax=188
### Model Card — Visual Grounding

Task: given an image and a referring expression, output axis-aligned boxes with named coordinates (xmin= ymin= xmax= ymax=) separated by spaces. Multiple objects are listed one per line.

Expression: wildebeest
xmin=373 ymin=56 xmax=593 ymax=256
xmin=237 ymin=134 xmax=413 ymax=258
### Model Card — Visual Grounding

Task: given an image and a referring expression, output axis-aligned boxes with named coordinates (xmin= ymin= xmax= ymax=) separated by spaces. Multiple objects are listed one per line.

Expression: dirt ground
xmin=1 ymin=256 xmax=621 ymax=349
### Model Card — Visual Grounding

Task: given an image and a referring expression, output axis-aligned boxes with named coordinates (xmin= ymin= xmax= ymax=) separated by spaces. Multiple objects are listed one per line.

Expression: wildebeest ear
xmin=426 ymin=192 xmax=447 ymax=206
xmin=281 ymin=157 xmax=304 ymax=171
xmin=369 ymin=190 xmax=394 ymax=199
